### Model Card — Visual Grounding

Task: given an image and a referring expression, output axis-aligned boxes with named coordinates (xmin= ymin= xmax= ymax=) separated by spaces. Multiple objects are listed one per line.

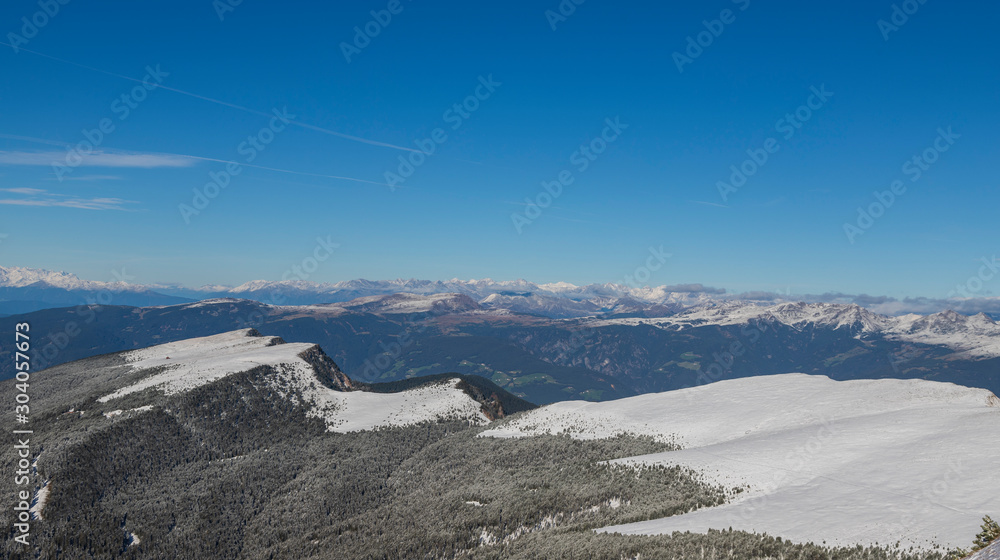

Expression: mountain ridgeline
xmin=0 ymin=330 xmax=963 ymax=559
xmin=3 ymin=295 xmax=999 ymax=405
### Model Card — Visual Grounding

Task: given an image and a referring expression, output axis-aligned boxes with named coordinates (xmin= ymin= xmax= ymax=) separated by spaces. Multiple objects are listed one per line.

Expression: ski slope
xmin=481 ymin=374 xmax=1000 ymax=550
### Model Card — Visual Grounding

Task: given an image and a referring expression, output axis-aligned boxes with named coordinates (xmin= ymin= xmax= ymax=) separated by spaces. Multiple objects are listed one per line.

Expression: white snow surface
xmin=103 ymin=405 xmax=154 ymax=419
xmin=97 ymin=330 xmax=315 ymax=402
xmin=97 ymin=329 xmax=489 ymax=432
xmin=482 ymin=373 xmax=1000 ymax=550
xmin=268 ymin=365 xmax=490 ymax=432
xmin=30 ymin=479 xmax=50 ymax=520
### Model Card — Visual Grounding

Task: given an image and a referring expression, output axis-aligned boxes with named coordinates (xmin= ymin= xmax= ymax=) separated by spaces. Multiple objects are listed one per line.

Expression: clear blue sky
xmin=1 ymin=0 xmax=997 ymax=297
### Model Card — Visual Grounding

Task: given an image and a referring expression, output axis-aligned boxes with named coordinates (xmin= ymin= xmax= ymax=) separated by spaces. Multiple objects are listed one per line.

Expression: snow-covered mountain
xmin=0 ymin=265 xmax=727 ymax=317
xmin=590 ymin=301 xmax=889 ymax=330
xmin=5 ymin=264 xmax=1000 ymax=320
xmin=0 ymin=265 xmax=145 ymax=292
xmin=478 ymin=291 xmax=602 ymax=319
xmin=0 ymin=265 xmax=191 ymax=313
xmin=98 ymin=329 xmax=500 ymax=432
xmin=0 ymin=328 xmax=543 ymax=558
xmin=5 ymin=327 xmax=997 ymax=556
xmin=199 ymin=277 xmax=724 ymax=310
xmin=4 ymin=265 xmax=1000 ymax=362
xmin=333 ymin=292 xmax=482 ymax=315
xmin=483 ymin=373 xmax=1000 ymax=550
xmin=590 ymin=301 xmax=1000 ymax=359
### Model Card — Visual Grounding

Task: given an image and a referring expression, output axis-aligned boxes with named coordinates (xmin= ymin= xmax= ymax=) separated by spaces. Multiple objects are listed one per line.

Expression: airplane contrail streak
xmin=0 ymin=42 xmax=421 ymax=153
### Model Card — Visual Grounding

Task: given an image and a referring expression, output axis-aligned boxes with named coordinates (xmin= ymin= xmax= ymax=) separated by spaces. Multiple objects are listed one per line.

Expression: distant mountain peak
xmin=0 ymin=265 xmax=98 ymax=290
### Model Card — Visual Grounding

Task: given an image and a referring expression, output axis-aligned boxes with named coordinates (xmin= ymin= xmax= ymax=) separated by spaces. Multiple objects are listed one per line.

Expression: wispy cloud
xmin=757 ymin=196 xmax=787 ymax=207
xmin=664 ymin=283 xmax=727 ymax=294
xmin=503 ymin=200 xmax=569 ymax=211
xmin=0 ymin=150 xmax=195 ymax=169
xmin=0 ymin=188 xmax=136 ymax=210
xmin=56 ymin=174 xmax=125 ymax=182
xmin=0 ymin=136 xmax=392 ymax=188
xmin=690 ymin=200 xmax=729 ymax=208
xmin=1 ymin=187 xmax=47 ymax=195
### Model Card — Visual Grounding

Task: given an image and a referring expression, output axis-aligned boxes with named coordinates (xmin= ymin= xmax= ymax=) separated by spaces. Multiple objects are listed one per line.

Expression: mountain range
xmin=2 ymin=329 xmax=994 ymax=558
xmin=4 ymin=293 xmax=1000 ymax=406
xmin=3 ymin=265 xmax=1000 ymax=318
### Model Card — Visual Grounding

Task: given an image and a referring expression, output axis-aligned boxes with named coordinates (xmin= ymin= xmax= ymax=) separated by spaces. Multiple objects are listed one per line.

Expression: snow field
xmin=482 ymin=374 xmax=1000 ymax=549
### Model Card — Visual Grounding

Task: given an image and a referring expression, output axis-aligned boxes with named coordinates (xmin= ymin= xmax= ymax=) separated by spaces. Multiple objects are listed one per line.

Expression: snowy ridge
xmin=590 ymin=302 xmax=1000 ymax=358
xmin=157 ymin=296 xmax=1000 ymax=358
xmin=270 ymin=369 xmax=490 ymax=432
xmin=336 ymin=292 xmax=480 ymax=314
xmin=891 ymin=311 xmax=1000 ymax=358
xmin=589 ymin=302 xmax=889 ymax=331
xmin=97 ymin=329 xmax=489 ymax=432
xmin=96 ymin=330 xmax=313 ymax=402
xmin=6 ymin=263 xmax=1000 ymax=322
xmin=197 ymin=277 xmax=722 ymax=308
xmin=0 ymin=265 xmax=145 ymax=292
xmin=482 ymin=374 xmax=1000 ymax=550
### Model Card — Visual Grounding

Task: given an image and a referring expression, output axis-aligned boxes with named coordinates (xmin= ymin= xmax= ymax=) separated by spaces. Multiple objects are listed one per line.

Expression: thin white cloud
xmin=0 ymin=136 xmax=393 ymax=188
xmin=690 ymin=200 xmax=730 ymax=208
xmin=0 ymin=187 xmax=47 ymax=194
xmin=0 ymin=150 xmax=194 ymax=168
xmin=57 ymin=174 xmax=125 ymax=181
xmin=0 ymin=188 xmax=136 ymax=210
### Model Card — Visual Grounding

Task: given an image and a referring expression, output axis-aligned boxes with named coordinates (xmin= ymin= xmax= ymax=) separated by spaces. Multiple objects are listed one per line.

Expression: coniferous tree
xmin=973 ymin=515 xmax=1000 ymax=551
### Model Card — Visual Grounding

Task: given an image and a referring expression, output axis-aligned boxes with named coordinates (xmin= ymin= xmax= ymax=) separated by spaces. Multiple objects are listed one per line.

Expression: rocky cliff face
xmin=298 ymin=344 xmax=356 ymax=392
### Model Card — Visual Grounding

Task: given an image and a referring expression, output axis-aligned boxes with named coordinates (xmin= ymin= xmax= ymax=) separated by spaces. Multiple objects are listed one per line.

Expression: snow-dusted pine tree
xmin=972 ymin=515 xmax=1000 ymax=551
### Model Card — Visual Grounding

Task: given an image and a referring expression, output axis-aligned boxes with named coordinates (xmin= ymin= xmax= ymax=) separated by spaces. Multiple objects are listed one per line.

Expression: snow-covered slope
xmin=590 ymin=302 xmax=1000 ymax=359
xmin=0 ymin=265 xmax=146 ymax=292
xmin=589 ymin=302 xmax=888 ymax=331
xmin=481 ymin=374 xmax=1000 ymax=550
xmin=478 ymin=291 xmax=601 ymax=319
xmin=97 ymin=329 xmax=314 ymax=401
xmin=98 ymin=329 xmax=490 ymax=432
xmin=336 ymin=292 xmax=481 ymax=314
xmin=967 ymin=538 xmax=1000 ymax=560
xmin=271 ymin=371 xmax=490 ymax=432
xmin=891 ymin=311 xmax=1000 ymax=358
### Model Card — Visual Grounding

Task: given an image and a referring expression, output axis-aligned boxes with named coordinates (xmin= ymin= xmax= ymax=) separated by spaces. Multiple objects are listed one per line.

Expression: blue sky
xmin=0 ymin=0 xmax=997 ymax=298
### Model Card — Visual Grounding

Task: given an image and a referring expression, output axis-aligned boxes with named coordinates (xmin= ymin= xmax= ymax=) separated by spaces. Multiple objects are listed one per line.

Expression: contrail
xmin=0 ymin=42 xmax=421 ymax=153
xmin=0 ymin=134 xmax=396 ymax=188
